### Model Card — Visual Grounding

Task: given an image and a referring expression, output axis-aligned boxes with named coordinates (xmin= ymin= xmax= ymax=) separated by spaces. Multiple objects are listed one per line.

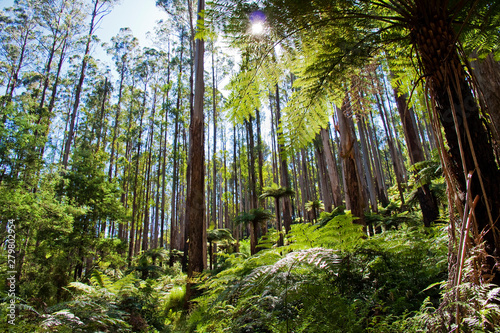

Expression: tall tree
xmin=62 ymin=0 xmax=113 ymax=168
xmin=186 ymin=0 xmax=206 ymax=296
xmin=336 ymin=93 xmax=367 ymax=228
xmin=107 ymin=28 xmax=138 ymax=180
xmin=0 ymin=1 xmax=37 ymax=102
xmin=392 ymin=79 xmax=439 ymax=226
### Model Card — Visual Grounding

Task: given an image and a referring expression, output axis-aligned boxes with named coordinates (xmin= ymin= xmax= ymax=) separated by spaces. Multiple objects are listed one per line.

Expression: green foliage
xmin=233 ymin=208 xmax=274 ymax=227
xmin=304 ymin=199 xmax=324 ymax=212
xmin=260 ymin=183 xmax=295 ymax=200
xmin=129 ymin=248 xmax=169 ymax=280
xmin=38 ymin=273 xmax=133 ymax=332
xmin=11 ymin=261 xmax=189 ymax=333
xmin=226 ymin=69 xmax=263 ymax=124
xmin=180 ymin=213 xmax=448 ymax=332
xmin=318 ymin=205 xmax=345 ymax=225
xmin=406 ymin=152 xmax=446 ymax=209
xmin=207 ymin=228 xmax=235 ymax=243
xmin=285 ymin=212 xmax=364 ymax=251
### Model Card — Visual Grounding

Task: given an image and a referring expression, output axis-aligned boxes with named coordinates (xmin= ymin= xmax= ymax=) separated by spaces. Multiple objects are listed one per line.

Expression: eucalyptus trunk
xmin=275 ymin=84 xmax=292 ymax=233
xmin=187 ymin=0 xmax=207 ymax=283
xmin=127 ymin=90 xmax=147 ymax=266
xmin=393 ymin=84 xmax=439 ymax=226
xmin=320 ymin=127 xmax=342 ymax=208
xmin=314 ymin=135 xmax=333 ymax=212
xmin=336 ymin=94 xmax=366 ymax=228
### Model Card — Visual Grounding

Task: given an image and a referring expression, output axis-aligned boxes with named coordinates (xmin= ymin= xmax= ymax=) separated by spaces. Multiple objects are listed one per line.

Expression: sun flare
xmin=251 ymin=22 xmax=264 ymax=35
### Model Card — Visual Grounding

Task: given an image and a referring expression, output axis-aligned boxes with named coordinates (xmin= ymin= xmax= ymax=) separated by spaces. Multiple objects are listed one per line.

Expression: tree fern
xmin=285 ymin=212 xmax=364 ymax=252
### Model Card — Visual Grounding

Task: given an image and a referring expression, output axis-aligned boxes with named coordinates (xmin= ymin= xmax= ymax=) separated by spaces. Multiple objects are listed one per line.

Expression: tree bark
xmin=411 ymin=3 xmax=500 ymax=285
xmin=471 ymin=52 xmax=500 ymax=159
xmin=393 ymin=84 xmax=439 ymax=227
xmin=336 ymin=93 xmax=366 ymax=228
xmin=314 ymin=135 xmax=334 ymax=212
xmin=186 ymin=0 xmax=206 ymax=288
xmin=142 ymin=88 xmax=157 ymax=252
xmin=275 ymin=84 xmax=292 ymax=233
xmin=245 ymin=117 xmax=259 ymax=255
xmin=357 ymin=115 xmax=378 ymax=213
xmin=127 ymin=88 xmax=147 ymax=266
xmin=320 ymin=126 xmax=343 ymax=208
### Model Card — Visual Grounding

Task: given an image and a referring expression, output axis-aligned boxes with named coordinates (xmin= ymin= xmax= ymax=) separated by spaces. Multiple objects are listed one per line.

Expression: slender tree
xmin=186 ymin=0 xmax=206 ymax=299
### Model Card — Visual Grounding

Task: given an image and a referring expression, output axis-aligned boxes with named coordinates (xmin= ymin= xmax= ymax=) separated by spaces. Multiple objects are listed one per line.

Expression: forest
xmin=1 ymin=0 xmax=500 ymax=332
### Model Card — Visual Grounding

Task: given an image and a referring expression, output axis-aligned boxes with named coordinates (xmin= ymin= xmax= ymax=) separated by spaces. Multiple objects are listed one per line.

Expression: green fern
xmin=285 ymin=211 xmax=364 ymax=252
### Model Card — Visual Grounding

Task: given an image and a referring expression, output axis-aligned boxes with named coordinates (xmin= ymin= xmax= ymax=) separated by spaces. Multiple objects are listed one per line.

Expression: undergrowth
xmin=4 ymin=211 xmax=499 ymax=332
xmin=179 ymin=213 xmax=450 ymax=332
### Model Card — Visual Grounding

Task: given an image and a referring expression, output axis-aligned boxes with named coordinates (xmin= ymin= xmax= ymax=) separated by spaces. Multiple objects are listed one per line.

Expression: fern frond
xmin=90 ymin=270 xmax=112 ymax=290
xmin=68 ymin=282 xmax=97 ymax=295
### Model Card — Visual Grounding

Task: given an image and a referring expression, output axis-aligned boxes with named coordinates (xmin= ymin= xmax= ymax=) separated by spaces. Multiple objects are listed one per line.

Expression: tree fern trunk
xmin=411 ymin=2 xmax=500 ymax=284
xmin=470 ymin=52 xmax=500 ymax=160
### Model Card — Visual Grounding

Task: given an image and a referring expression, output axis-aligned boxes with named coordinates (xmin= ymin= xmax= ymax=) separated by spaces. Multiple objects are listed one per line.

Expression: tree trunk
xmin=471 ymin=52 xmax=500 ymax=159
xmin=320 ymin=126 xmax=343 ymax=208
xmin=6 ymin=24 xmax=30 ymax=102
xmin=127 ymin=89 xmax=146 ymax=266
xmin=411 ymin=3 xmax=500 ymax=285
xmin=357 ymin=115 xmax=378 ymax=213
xmin=372 ymin=74 xmax=406 ymax=205
xmin=245 ymin=117 xmax=259 ymax=255
xmin=300 ymin=149 xmax=311 ymax=221
xmin=393 ymin=83 xmax=439 ymax=226
xmin=142 ymin=88 xmax=157 ymax=252
xmin=367 ymin=109 xmax=389 ymax=207
xmin=314 ymin=135 xmax=333 ymax=212
xmin=256 ymin=109 xmax=265 ymax=210
xmin=169 ymin=34 xmax=184 ymax=263
xmin=336 ymin=93 xmax=366 ymax=228
xmin=108 ymin=62 xmax=126 ymax=180
xmin=275 ymin=197 xmax=283 ymax=246
xmin=95 ymin=77 xmax=110 ymax=153
xmin=187 ymin=0 xmax=206 ymax=288
xmin=275 ymin=84 xmax=292 ymax=233
xmin=212 ymin=47 xmax=218 ymax=229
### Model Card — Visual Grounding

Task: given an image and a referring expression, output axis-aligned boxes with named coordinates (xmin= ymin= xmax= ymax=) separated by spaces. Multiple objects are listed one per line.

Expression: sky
xmin=1 ymin=0 xmax=167 ymax=45
xmin=97 ymin=0 xmax=168 ymax=50
xmin=1 ymin=0 xmax=169 ymax=67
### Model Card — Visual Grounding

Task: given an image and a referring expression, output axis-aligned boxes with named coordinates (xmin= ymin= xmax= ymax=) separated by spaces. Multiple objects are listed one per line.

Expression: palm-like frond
xmin=260 ymin=183 xmax=295 ymax=199
xmin=207 ymin=228 xmax=236 ymax=243
xmin=233 ymin=208 xmax=274 ymax=227
xmin=305 ymin=199 xmax=324 ymax=212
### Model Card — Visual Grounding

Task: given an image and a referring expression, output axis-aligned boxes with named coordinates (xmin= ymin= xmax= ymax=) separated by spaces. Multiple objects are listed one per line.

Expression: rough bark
xmin=314 ymin=135 xmax=334 ymax=212
xmin=471 ymin=53 xmax=500 ymax=158
xmin=187 ymin=0 xmax=206 ymax=284
xmin=275 ymin=84 xmax=292 ymax=233
xmin=411 ymin=3 xmax=500 ymax=285
xmin=336 ymin=94 xmax=366 ymax=227
xmin=393 ymin=84 xmax=439 ymax=227
xmin=357 ymin=115 xmax=378 ymax=213
xmin=320 ymin=126 xmax=343 ymax=208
